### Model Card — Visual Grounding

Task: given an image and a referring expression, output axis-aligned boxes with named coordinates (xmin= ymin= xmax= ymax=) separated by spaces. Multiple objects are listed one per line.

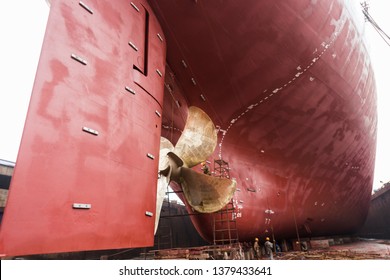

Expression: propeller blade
xmin=155 ymin=175 xmax=169 ymax=234
xmin=165 ymin=151 xmax=184 ymax=183
xmin=159 ymin=137 xmax=174 ymax=175
xmin=174 ymin=106 xmax=217 ymax=168
xmin=179 ymin=168 xmax=236 ymax=213
xmin=155 ymin=137 xmax=175 ymax=234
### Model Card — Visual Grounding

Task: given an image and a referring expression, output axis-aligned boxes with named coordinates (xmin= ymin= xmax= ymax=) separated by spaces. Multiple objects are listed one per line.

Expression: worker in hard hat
xmin=253 ymin=237 xmax=260 ymax=259
xmin=201 ymin=161 xmax=211 ymax=175
xmin=264 ymin=237 xmax=274 ymax=260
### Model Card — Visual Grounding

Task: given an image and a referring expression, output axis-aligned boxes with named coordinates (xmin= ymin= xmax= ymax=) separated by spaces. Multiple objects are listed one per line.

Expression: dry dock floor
xmin=275 ymin=239 xmax=390 ymax=260
xmin=147 ymin=239 xmax=390 ymax=260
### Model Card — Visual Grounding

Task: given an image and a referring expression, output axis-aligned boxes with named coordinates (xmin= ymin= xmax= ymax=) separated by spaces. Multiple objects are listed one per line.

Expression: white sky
xmin=0 ymin=1 xmax=389 ymax=191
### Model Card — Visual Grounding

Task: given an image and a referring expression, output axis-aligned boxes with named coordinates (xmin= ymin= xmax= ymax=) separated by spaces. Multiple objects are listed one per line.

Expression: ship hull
xmin=0 ymin=0 xmax=377 ymax=256
xmin=151 ymin=0 xmax=377 ymax=242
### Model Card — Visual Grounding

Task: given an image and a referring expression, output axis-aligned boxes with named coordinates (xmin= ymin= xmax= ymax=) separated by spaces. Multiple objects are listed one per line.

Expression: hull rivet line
xmin=147 ymin=153 xmax=155 ymax=160
xmin=71 ymin=54 xmax=87 ymax=65
xmin=125 ymin=86 xmax=136 ymax=95
xmin=145 ymin=211 xmax=153 ymax=217
xmin=130 ymin=2 xmax=140 ymax=12
xmin=72 ymin=203 xmax=91 ymax=209
xmin=128 ymin=41 xmax=138 ymax=51
xmin=82 ymin=127 xmax=99 ymax=136
xmin=79 ymin=1 xmax=94 ymax=14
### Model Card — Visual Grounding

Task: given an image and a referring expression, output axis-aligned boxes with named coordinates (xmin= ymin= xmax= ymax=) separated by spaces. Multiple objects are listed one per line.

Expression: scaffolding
xmin=213 ymin=159 xmax=230 ymax=178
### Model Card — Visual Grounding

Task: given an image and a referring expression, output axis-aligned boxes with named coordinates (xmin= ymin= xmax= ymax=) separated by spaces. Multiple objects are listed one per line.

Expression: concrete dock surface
xmin=275 ymin=239 xmax=390 ymax=260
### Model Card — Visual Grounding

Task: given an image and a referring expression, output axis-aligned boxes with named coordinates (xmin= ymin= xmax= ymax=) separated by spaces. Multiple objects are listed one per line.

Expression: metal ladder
xmin=212 ymin=200 xmax=239 ymax=245
xmin=212 ymin=159 xmax=238 ymax=245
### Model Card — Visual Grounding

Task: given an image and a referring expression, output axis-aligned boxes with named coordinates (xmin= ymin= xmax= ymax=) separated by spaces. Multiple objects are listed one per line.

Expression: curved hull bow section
xmin=152 ymin=0 xmax=377 ymax=242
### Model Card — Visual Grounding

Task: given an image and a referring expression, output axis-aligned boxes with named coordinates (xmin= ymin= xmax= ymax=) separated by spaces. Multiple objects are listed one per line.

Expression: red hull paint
xmin=0 ymin=0 xmax=166 ymax=256
xmin=152 ymin=0 xmax=377 ymax=242
xmin=0 ymin=0 xmax=377 ymax=256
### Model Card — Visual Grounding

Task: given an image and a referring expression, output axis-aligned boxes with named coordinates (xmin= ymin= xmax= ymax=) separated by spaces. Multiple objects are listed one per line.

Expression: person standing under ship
xmin=253 ymin=237 xmax=261 ymax=259
xmin=264 ymin=237 xmax=274 ymax=260
xmin=253 ymin=237 xmax=261 ymax=260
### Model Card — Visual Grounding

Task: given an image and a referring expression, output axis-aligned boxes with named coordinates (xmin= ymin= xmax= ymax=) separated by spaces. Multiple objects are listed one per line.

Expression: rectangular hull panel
xmin=0 ymin=0 xmax=166 ymax=256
